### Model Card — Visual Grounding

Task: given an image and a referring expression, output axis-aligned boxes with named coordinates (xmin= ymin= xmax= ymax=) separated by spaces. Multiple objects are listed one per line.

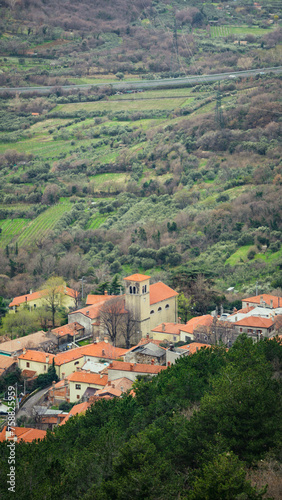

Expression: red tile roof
xmin=67 ymin=371 xmax=108 ymax=386
xmin=179 ymin=342 xmax=212 ymax=354
xmin=95 ymin=377 xmax=133 ymax=398
xmin=0 ymin=426 xmax=46 ymax=443
xmin=18 ymin=350 xmax=55 ymax=364
xmin=150 ymin=282 xmax=178 ymax=305
xmin=151 ymin=323 xmax=182 ymax=335
xmin=54 ymin=347 xmax=85 ymax=366
xmin=21 ymin=369 xmax=37 ymax=379
xmin=242 ymin=294 xmax=282 ymax=309
xmin=124 ymin=274 xmax=150 ymax=282
xmin=234 ymin=316 xmax=274 ymax=328
xmin=9 ymin=286 xmax=77 ymax=308
xmin=69 ymin=296 xmax=115 ymax=320
xmin=51 ymin=322 xmax=84 ymax=338
xmin=60 ymin=401 xmax=90 ymax=425
xmin=0 ymin=355 xmax=16 ymax=376
xmin=108 ymin=360 xmax=166 ymax=374
xmin=82 ymin=341 xmax=127 ymax=360
xmin=181 ymin=315 xmax=214 ymax=335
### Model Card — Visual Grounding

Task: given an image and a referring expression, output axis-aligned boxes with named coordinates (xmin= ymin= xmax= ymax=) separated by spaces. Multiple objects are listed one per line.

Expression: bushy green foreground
xmin=0 ymin=336 xmax=281 ymax=499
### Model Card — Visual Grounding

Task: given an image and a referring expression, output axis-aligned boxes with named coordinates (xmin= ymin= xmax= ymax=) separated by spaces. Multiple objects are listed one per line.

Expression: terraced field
xmin=0 ymin=218 xmax=30 ymax=248
xmin=16 ymin=202 xmax=72 ymax=247
xmin=86 ymin=214 xmax=111 ymax=230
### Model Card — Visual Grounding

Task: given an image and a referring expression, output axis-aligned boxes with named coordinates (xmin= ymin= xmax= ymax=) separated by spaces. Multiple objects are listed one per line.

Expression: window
xmin=158 ymin=307 xmax=162 ymax=311
xmin=142 ymin=286 xmax=144 ymax=294
xmin=185 ymin=336 xmax=190 ymax=342
xmin=34 ymin=304 xmax=36 ymax=308
xmin=74 ymin=361 xmax=79 ymax=365
xmin=173 ymin=336 xmax=177 ymax=342
xmin=240 ymin=328 xmax=242 ymax=333
xmin=150 ymin=310 xmax=154 ymax=314
xmin=77 ymin=395 xmax=80 ymax=399
xmin=44 ymin=365 xmax=47 ymax=371
xmin=75 ymin=384 xmax=81 ymax=390
xmin=129 ymin=286 xmax=132 ymax=294
xmin=165 ymin=304 xmax=169 ymax=309
xmin=133 ymin=286 xmax=136 ymax=294
xmin=26 ymin=362 xmax=30 ymax=368
xmin=144 ymin=285 xmax=147 ymax=293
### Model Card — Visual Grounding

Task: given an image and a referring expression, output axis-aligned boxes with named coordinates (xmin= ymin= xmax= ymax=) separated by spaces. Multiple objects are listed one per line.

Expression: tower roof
xmin=124 ymin=274 xmax=150 ymax=282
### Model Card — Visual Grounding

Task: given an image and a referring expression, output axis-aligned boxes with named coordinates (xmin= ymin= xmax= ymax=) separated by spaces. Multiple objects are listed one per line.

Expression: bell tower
xmin=124 ymin=274 xmax=150 ymax=341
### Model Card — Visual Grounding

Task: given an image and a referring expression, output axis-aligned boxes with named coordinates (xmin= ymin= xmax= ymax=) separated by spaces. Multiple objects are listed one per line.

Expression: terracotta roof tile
xmin=60 ymin=401 xmax=90 ymax=425
xmin=124 ymin=274 xmax=150 ymax=282
xmin=67 ymin=371 xmax=108 ymax=386
xmin=179 ymin=342 xmax=212 ymax=354
xmin=18 ymin=350 xmax=55 ymax=364
xmin=82 ymin=341 xmax=127 ymax=360
xmin=234 ymin=316 xmax=274 ymax=328
xmin=0 ymin=355 xmax=16 ymax=375
xmin=0 ymin=426 xmax=46 ymax=443
xmin=108 ymin=360 xmax=166 ymax=374
xmin=243 ymin=294 xmax=282 ymax=309
xmin=51 ymin=322 xmax=84 ymax=338
xmin=9 ymin=286 xmax=77 ymax=308
xmin=181 ymin=315 xmax=214 ymax=335
xmin=54 ymin=347 xmax=85 ymax=366
xmin=150 ymin=282 xmax=178 ymax=305
xmin=151 ymin=323 xmax=182 ymax=335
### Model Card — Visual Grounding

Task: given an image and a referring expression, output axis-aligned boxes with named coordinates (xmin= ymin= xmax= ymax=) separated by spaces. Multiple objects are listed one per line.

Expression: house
xmin=242 ymin=294 xmax=282 ymax=310
xmin=233 ymin=316 xmax=276 ymax=340
xmin=151 ymin=322 xmax=184 ymax=343
xmin=124 ymin=342 xmax=166 ymax=366
xmin=0 ymin=331 xmax=55 ymax=357
xmin=0 ymin=426 xmax=46 ymax=443
xmin=82 ymin=341 xmax=127 ymax=364
xmin=48 ymin=379 xmax=69 ymax=406
xmin=9 ymin=286 xmax=77 ymax=313
xmin=94 ymin=377 xmax=133 ymax=398
xmin=0 ymin=355 xmax=17 ymax=377
xmin=107 ymin=360 xmax=166 ymax=382
xmin=49 ymin=322 xmax=85 ymax=347
xmin=54 ymin=347 xmax=86 ymax=379
xmin=18 ymin=350 xmax=55 ymax=376
xmin=66 ymin=370 xmax=108 ymax=402
xmin=68 ymin=292 xmax=117 ymax=336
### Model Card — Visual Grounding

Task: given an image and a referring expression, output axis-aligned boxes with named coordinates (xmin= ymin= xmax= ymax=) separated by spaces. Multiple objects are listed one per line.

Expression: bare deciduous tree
xmin=99 ymin=297 xmax=126 ymax=346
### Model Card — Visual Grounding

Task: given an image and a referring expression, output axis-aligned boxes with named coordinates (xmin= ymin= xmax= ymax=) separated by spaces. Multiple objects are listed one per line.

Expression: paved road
xmin=0 ymin=66 xmax=281 ymax=94
xmin=16 ymin=387 xmax=50 ymax=421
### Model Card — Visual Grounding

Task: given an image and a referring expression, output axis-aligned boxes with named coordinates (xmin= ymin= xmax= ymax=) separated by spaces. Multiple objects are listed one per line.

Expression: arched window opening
xmin=150 ymin=310 xmax=154 ymax=314
xmin=158 ymin=307 xmax=162 ymax=311
xmin=144 ymin=285 xmax=147 ymax=293
xmin=165 ymin=304 xmax=169 ymax=309
xmin=129 ymin=286 xmax=132 ymax=294
xmin=142 ymin=286 xmax=144 ymax=294
xmin=133 ymin=286 xmax=136 ymax=294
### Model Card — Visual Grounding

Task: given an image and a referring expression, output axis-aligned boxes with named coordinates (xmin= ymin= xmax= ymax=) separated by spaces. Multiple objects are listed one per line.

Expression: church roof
xmin=150 ymin=282 xmax=178 ymax=305
xmin=124 ymin=274 xmax=150 ymax=282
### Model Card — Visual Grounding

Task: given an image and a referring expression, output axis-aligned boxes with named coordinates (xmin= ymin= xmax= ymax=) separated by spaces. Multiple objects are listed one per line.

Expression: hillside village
xmin=1 ymin=273 xmax=282 ymax=443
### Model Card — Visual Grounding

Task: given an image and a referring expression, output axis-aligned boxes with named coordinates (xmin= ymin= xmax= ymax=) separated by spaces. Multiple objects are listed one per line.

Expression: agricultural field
xmin=86 ymin=214 xmax=111 ymax=230
xmin=16 ymin=201 xmax=72 ymax=248
xmin=0 ymin=218 xmax=30 ymax=248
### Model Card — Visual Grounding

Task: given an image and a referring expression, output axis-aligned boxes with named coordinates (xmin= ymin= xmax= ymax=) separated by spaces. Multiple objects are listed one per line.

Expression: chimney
xmin=104 ymin=290 xmax=108 ymax=296
xmin=52 ymin=381 xmax=56 ymax=387
xmin=104 ymin=336 xmax=108 ymax=343
xmin=130 ymin=363 xmax=134 ymax=371
xmin=162 ymin=323 xmax=165 ymax=332
xmin=95 ymin=336 xmax=99 ymax=343
xmin=121 ymin=386 xmax=124 ymax=392
xmin=62 ymin=373 xmax=65 ymax=379
xmin=46 ymin=355 xmax=49 ymax=364
xmin=270 ymin=299 xmax=273 ymax=309
xmin=23 ymin=348 xmax=26 ymax=355
xmin=112 ymin=384 xmax=115 ymax=389
xmin=233 ymin=307 xmax=237 ymax=313
xmin=167 ymin=361 xmax=171 ymax=367
xmin=146 ymin=333 xmax=149 ymax=339
xmin=102 ymin=349 xmax=105 ymax=356
xmin=151 ymin=359 xmax=155 ymax=365
xmin=260 ymin=296 xmax=263 ymax=306
xmin=30 ymin=289 xmax=32 ymax=294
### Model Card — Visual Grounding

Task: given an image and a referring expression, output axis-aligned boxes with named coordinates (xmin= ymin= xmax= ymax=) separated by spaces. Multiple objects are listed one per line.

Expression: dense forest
xmin=0 ymin=336 xmax=281 ymax=499
xmin=0 ymin=0 xmax=281 ymax=328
